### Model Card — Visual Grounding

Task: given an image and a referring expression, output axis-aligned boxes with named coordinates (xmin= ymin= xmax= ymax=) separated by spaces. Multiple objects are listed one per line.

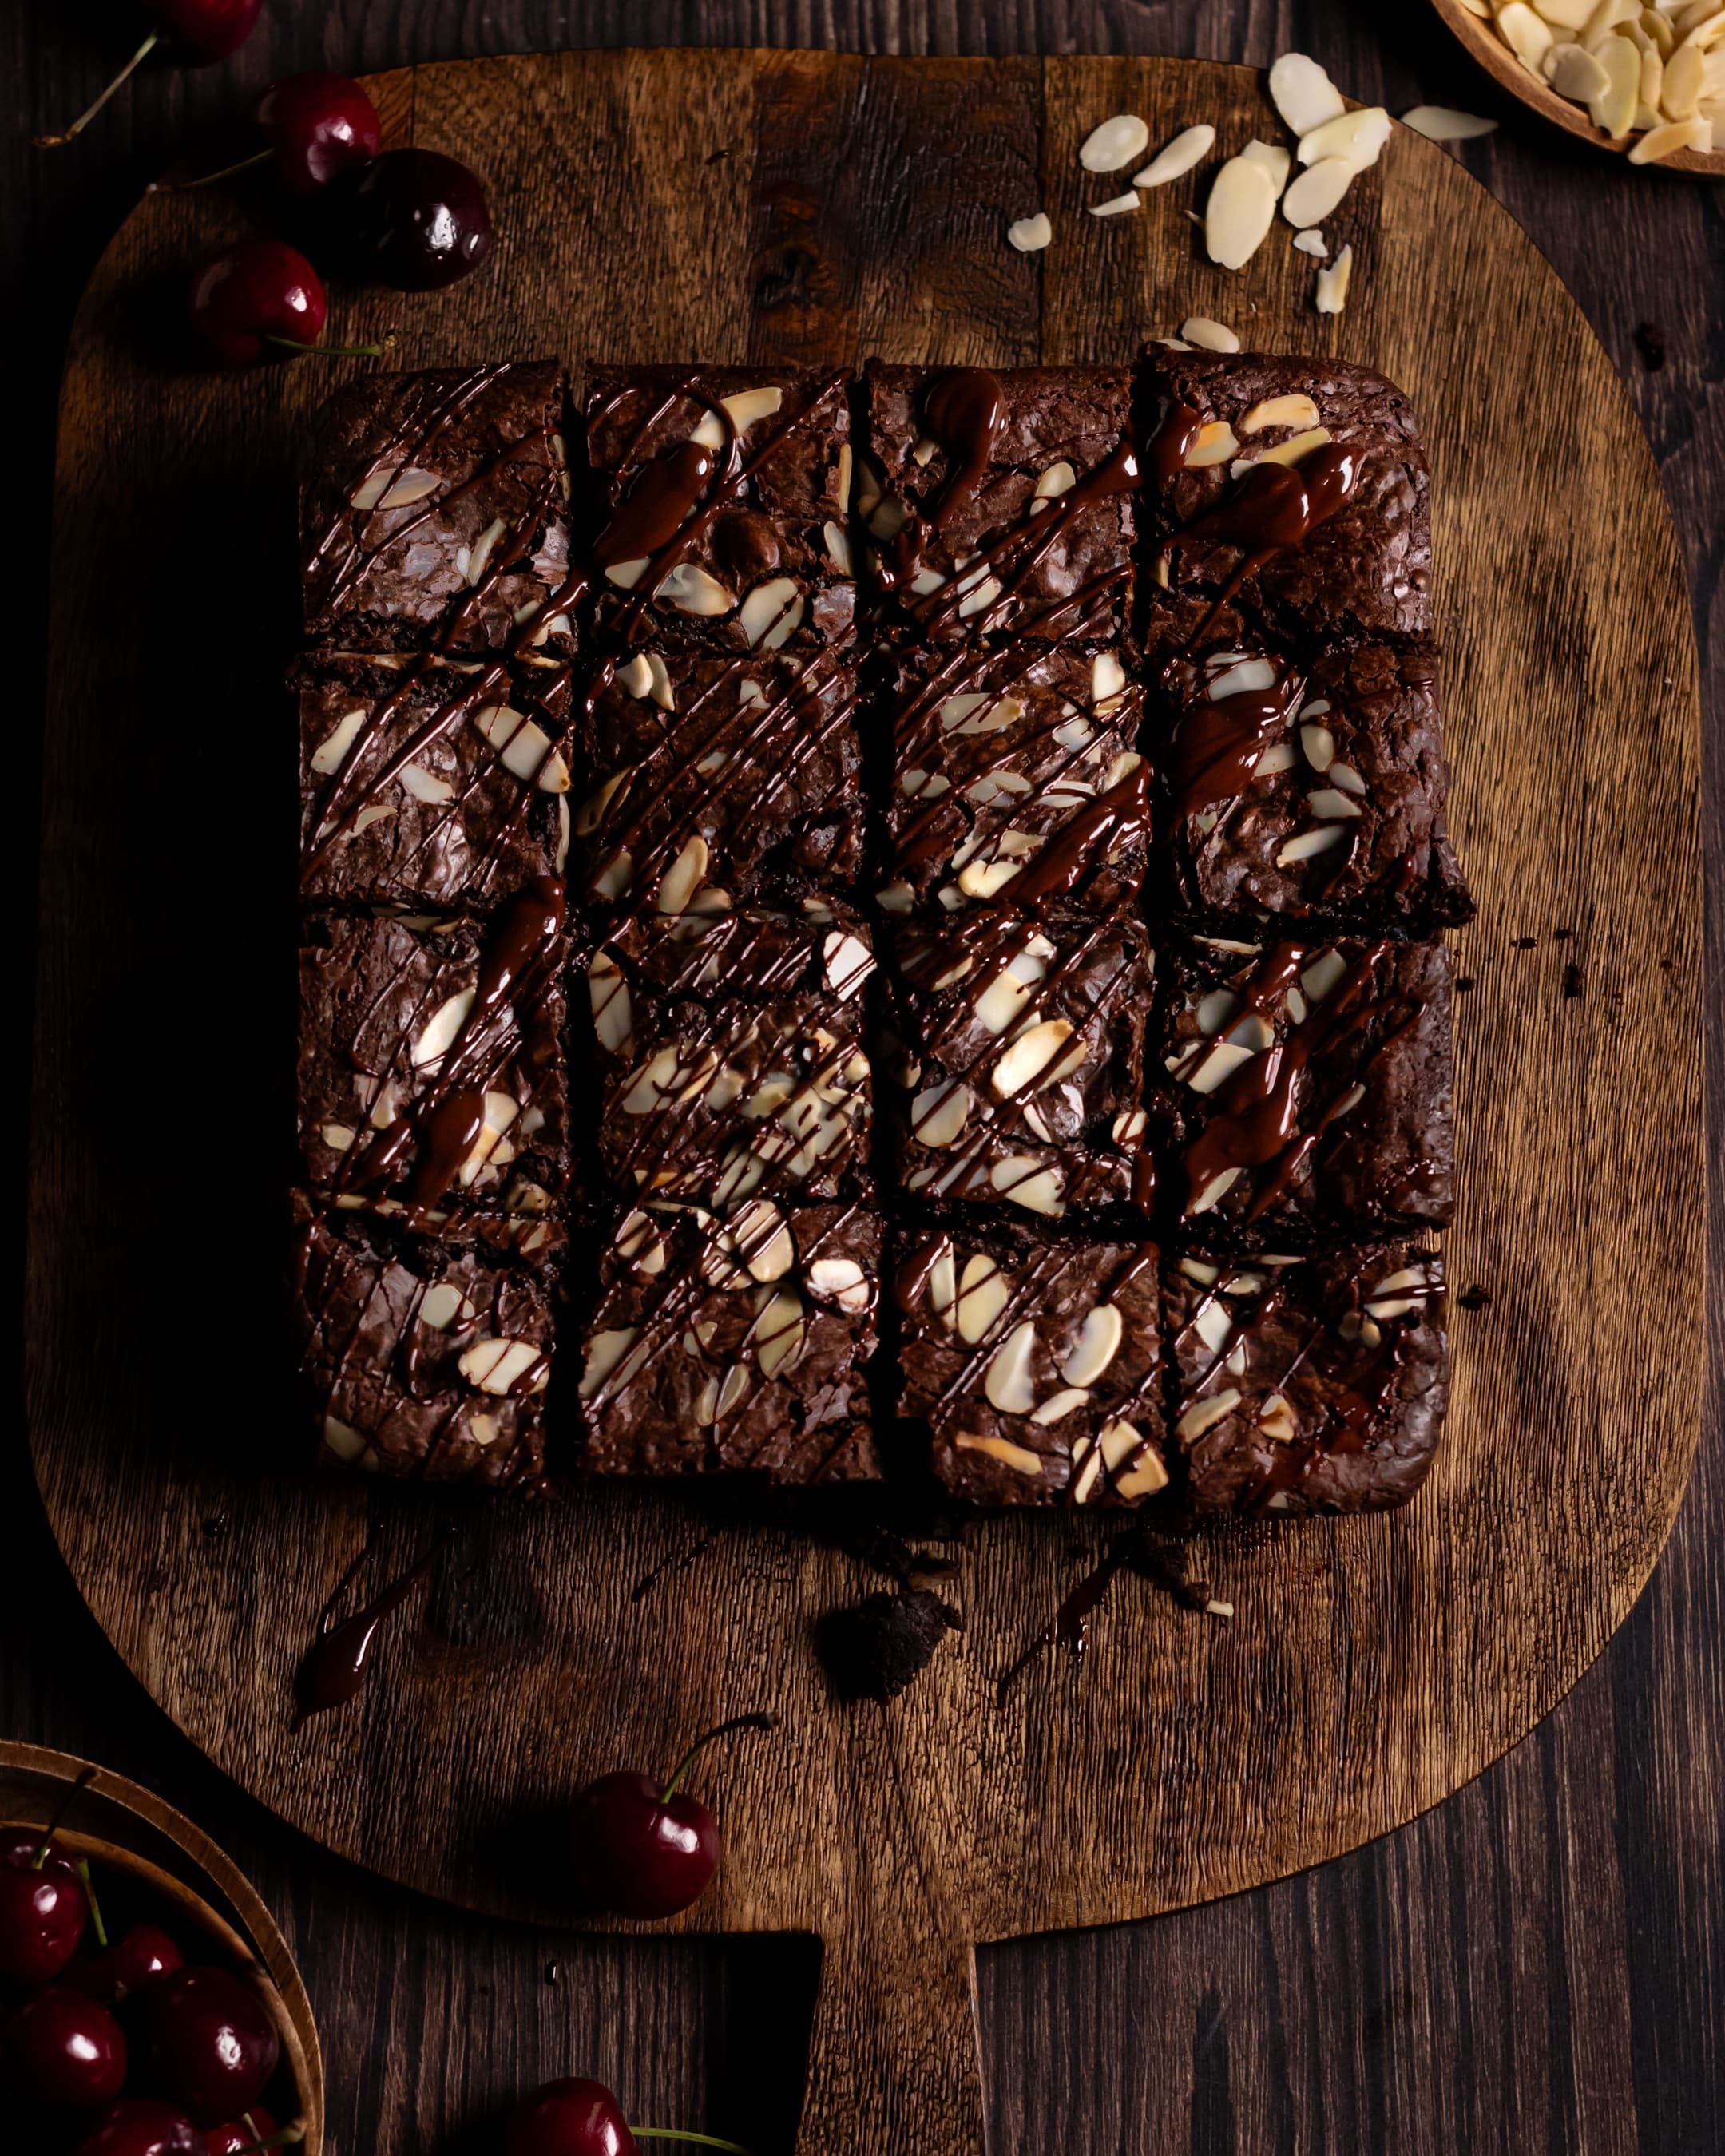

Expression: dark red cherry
xmin=189 ymin=240 xmax=326 ymax=366
xmin=0 ymin=1829 xmax=88 ymax=1984
xmin=73 ymin=2098 xmax=206 ymax=2156
xmin=505 ymin=2079 xmax=636 ymax=2156
xmin=1 ymin=1984 xmax=128 ymax=2108
xmin=35 ymin=0 xmax=261 ymax=146
xmin=66 ymin=1921 xmax=184 ymax=2007
xmin=255 ymin=73 xmax=382 ymax=195
xmin=149 ymin=1965 xmax=280 ymax=2126
xmin=568 ymin=1713 xmax=774 ymax=1922
xmin=343 ymin=149 xmax=494 ymax=290
xmin=204 ymin=2102 xmax=277 ymax=2154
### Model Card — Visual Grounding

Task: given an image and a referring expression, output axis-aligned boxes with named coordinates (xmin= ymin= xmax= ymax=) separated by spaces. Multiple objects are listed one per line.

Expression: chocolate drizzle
xmin=293 ymin=1536 xmax=444 ymax=1727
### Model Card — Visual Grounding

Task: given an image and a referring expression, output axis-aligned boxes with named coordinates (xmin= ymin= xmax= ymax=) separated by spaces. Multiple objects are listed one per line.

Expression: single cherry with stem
xmin=0 ymin=1772 xmax=96 ymax=1984
xmin=72 ymin=2099 xmax=205 ymax=2156
xmin=35 ymin=1 xmax=263 ymax=149
xmin=147 ymin=1964 xmax=281 ymax=2125
xmin=504 ymin=2077 xmax=755 ymax=2156
xmin=67 ymin=1919 xmax=184 ymax=2007
xmin=0 ymin=1983 xmax=129 ymax=2108
xmin=189 ymin=240 xmax=390 ymax=368
xmin=342 ymin=148 xmax=494 ymax=289
xmin=171 ymin=73 xmax=383 ymax=196
xmin=568 ymin=1711 xmax=776 ymax=1921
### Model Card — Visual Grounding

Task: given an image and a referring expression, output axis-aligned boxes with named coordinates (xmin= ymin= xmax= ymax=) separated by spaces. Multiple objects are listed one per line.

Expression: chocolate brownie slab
xmin=1142 ymin=350 xmax=1431 ymax=651
xmin=864 ymin=364 xmax=1136 ymax=642
xmin=575 ymin=641 xmax=862 ymax=915
xmin=1160 ymin=630 xmax=1470 ymax=931
xmin=297 ymin=653 xmax=575 ymax=909
xmin=879 ymin=641 xmax=1148 ymax=917
xmin=582 ymin=366 xmax=853 ymax=653
xmin=294 ymin=1203 xmax=553 ymax=1486
xmin=1166 ymin=1245 xmax=1448 ymax=1515
xmin=301 ymin=361 xmax=575 ymax=655
xmin=895 ymin=1224 xmax=1167 ymax=1507
xmin=886 ymin=909 xmax=1154 ymax=1219
xmin=299 ymin=887 xmax=570 ymax=1227
xmin=1156 ymin=935 xmax=1453 ymax=1242
xmin=579 ymin=1201 xmax=880 ymax=1481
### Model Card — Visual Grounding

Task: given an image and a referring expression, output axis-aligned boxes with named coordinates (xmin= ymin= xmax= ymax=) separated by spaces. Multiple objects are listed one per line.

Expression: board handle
xmin=795 ymin=1925 xmax=985 ymax=2155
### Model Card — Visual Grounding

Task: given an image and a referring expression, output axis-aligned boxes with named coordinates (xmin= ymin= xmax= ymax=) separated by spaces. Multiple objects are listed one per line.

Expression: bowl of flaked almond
xmin=1430 ymin=0 xmax=1725 ymax=172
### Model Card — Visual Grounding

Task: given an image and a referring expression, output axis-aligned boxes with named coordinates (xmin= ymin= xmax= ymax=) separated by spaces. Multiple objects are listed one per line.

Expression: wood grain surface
xmin=6 ymin=8 xmax=1723 ymax=2156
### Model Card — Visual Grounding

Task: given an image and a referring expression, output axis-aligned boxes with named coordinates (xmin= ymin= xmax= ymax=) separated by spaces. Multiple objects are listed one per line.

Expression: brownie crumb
xmin=1124 ymin=1533 xmax=1213 ymax=1614
xmin=1562 ymin=962 xmax=1584 ymax=1000
xmin=819 ymin=1587 xmax=962 ymax=1701
xmin=1510 ymin=935 xmax=1537 ymax=950
xmin=843 ymin=1524 xmax=958 ymax=1589
xmin=1552 ymin=927 xmax=1573 ymax=942
xmin=1634 ymin=321 xmax=1667 ymax=371
xmin=1457 ymin=1286 xmax=1492 ymax=1311
xmin=1454 ymin=975 xmax=1476 ymax=993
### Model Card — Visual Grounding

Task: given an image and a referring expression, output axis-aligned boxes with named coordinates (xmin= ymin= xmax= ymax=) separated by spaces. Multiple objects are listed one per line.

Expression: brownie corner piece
xmin=292 ymin=1201 xmax=554 ymax=1487
xmin=1142 ymin=347 xmax=1430 ymax=648
xmin=894 ymin=1223 xmax=1166 ymax=1507
xmin=888 ymin=906 xmax=1154 ymax=1222
xmin=863 ymin=363 xmax=1136 ymax=642
xmin=300 ymin=359 xmax=574 ymax=655
xmin=1162 ymin=636 xmax=1472 ymax=932
xmin=577 ymin=1201 xmax=881 ymax=1482
xmin=1166 ymin=1243 xmax=1448 ymax=1515
xmin=582 ymin=365 xmax=854 ymax=653
xmin=1157 ymin=933 xmax=1453 ymax=1243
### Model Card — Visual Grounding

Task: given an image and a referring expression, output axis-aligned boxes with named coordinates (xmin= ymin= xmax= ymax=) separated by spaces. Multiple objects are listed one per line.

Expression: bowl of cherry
xmin=0 ymin=1743 xmax=322 ymax=2156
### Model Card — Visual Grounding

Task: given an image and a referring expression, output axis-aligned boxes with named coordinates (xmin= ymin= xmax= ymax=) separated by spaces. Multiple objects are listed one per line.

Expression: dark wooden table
xmin=5 ymin=5 xmax=1721 ymax=2150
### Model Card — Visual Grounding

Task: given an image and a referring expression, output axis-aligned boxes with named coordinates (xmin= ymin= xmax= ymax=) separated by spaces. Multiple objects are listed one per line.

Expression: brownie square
xmin=578 ymin=1201 xmax=881 ymax=1481
xmin=299 ymin=892 xmax=570 ymax=1227
xmin=588 ymin=960 xmax=872 ymax=1209
xmin=895 ymin=1224 xmax=1167 ymax=1507
xmin=582 ymin=366 xmax=853 ymax=653
xmin=1166 ymin=1244 xmax=1448 ymax=1515
xmin=1156 ymin=935 xmax=1453 ymax=1242
xmin=1159 ymin=630 xmax=1471 ymax=931
xmin=879 ymin=641 xmax=1148 ymax=917
xmin=1142 ymin=350 xmax=1431 ymax=650
xmin=297 ymin=653 xmax=574 ymax=909
xmin=301 ymin=361 xmax=574 ymax=655
xmin=863 ymin=364 xmax=1136 ymax=642
xmin=886 ymin=910 xmax=1154 ymax=1219
xmin=589 ymin=894 xmax=875 ymax=1021
xmin=293 ymin=1203 xmax=553 ymax=1487
xmin=575 ymin=642 xmax=862 ymax=914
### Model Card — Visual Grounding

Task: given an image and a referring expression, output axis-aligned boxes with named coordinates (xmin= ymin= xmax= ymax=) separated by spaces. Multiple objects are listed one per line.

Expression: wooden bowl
xmin=0 ymin=1742 xmax=323 ymax=2152
xmin=1428 ymin=0 xmax=1725 ymax=173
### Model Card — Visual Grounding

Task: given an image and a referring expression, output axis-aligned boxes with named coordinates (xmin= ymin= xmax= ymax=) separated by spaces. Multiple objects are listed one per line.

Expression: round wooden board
xmin=27 ymin=51 xmax=1701 ymax=2156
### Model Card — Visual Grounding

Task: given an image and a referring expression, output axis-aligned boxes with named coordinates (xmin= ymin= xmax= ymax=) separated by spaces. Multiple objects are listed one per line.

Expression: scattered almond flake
xmin=1089 ymin=190 xmax=1141 ymax=217
xmin=1133 ymin=121 xmax=1216 ymax=186
xmin=1497 ymin=2 xmax=1555 ymax=73
xmin=1240 ymin=137 xmax=1293 ymax=192
xmin=1007 ymin=212 xmax=1052 ymax=252
xmin=1180 ymin=315 xmax=1241 ymax=352
xmin=1292 ymin=227 xmax=1329 ymax=256
xmin=1156 ymin=337 xmax=1195 ymax=350
xmin=1628 ymin=109 xmax=1713 ymax=156
xmin=1080 ymin=113 xmax=1151 ymax=170
xmin=1546 ymin=45 xmax=1612 ymax=104
xmin=1205 ymin=1599 xmax=1235 ymax=1620
xmin=1282 ymin=155 xmax=1356 ymax=225
xmin=1401 ymin=103 xmax=1500 ymax=140
xmin=1297 ymin=105 xmax=1393 ymax=172
xmin=1204 ymin=153 xmax=1279 ymax=270
xmin=1268 ymin=53 xmax=1348 ymax=136
xmin=1316 ymin=242 xmax=1354 ymax=315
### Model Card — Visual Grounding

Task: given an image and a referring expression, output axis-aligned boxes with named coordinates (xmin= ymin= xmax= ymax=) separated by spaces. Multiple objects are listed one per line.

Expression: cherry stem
xmin=74 ymin=1860 xmax=109 ymax=1949
xmin=659 ymin=1711 xmax=777 ymax=1802
xmin=229 ymin=2130 xmax=305 ymax=2154
xmin=147 ymin=148 xmax=272 ymax=194
xmin=30 ymin=1765 xmax=97 ymax=1869
xmin=630 ymin=2134 xmax=755 ymax=2156
xmin=264 ymin=333 xmax=398 ymax=361
xmin=34 ymin=32 xmax=159 ymax=148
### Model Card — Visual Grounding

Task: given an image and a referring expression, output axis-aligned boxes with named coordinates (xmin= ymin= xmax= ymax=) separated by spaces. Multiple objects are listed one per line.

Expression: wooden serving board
xmin=28 ymin=50 xmax=1701 ymax=2155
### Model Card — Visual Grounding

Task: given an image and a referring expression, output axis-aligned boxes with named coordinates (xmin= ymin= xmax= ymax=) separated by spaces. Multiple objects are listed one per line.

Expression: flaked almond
xmin=1180 ymin=315 xmax=1240 ymax=352
xmin=954 ymin=1431 xmax=1044 ymax=1476
xmin=1133 ymin=122 xmax=1216 ymax=187
xmin=1241 ymin=391 xmax=1321 ymax=434
xmin=1316 ymin=244 xmax=1354 ymax=315
xmin=1297 ymin=105 xmax=1392 ymax=172
xmin=1591 ymin=35 xmax=1640 ymax=138
xmin=1278 ymin=825 xmax=1347 ymax=866
xmin=1204 ymin=154 xmax=1279 ymax=270
xmin=580 ymin=1326 xmax=641 ymax=1397
xmin=956 ymin=1254 xmax=1010 ymax=1344
xmin=740 ymin=576 xmax=804 ymax=648
xmin=809 ymin=1257 xmax=870 ymax=1312
xmin=311 ymin=707 xmax=366 ymax=775
xmin=1401 ymin=103 xmax=1500 ymax=139
xmin=1282 ymin=156 xmax=1356 ymax=227
xmin=412 ymin=989 xmax=474 ymax=1068
xmin=753 ymin=1289 xmax=806 ymax=1379
xmin=656 ymin=834 xmax=710 ymax=914
xmin=656 ymin=561 xmax=734 ymax=616
xmin=1629 ymin=113 xmax=1713 ymax=160
xmin=991 ymin=1018 xmax=1076 ymax=1097
xmin=1176 ymin=1387 xmax=1241 ymax=1441
xmin=984 ymin=1320 xmax=1039 ymax=1414
xmin=1033 ymin=1388 xmax=1090 ymax=1427
xmin=1245 ymin=424 xmax=1333 ymax=470
xmin=912 ymin=1080 xmax=972 ymax=1150
xmin=1061 ymin=1303 xmax=1123 ymax=1386
xmin=1269 ymin=52 xmax=1348 ymax=136
xmin=1091 ymin=652 xmax=1128 ymax=705
xmin=1089 ymin=191 xmax=1141 ymax=218
xmin=1242 ymin=137 xmax=1292 ymax=192
xmin=1292 ymin=227 xmax=1328 ymax=257
xmin=1496 ymin=2 xmax=1554 ymax=73
xmin=459 ymin=1338 xmax=546 ymax=1396
xmin=1034 ymin=459 xmax=1077 ymax=500
xmin=474 ymin=703 xmax=571 ymax=792
xmin=690 ymin=386 xmax=784 ymax=448
xmin=1081 ymin=113 xmax=1151 ymax=170
xmin=1185 ymin=418 xmax=1240 ymax=467
xmin=1007 ymin=212 xmax=1053 ymax=252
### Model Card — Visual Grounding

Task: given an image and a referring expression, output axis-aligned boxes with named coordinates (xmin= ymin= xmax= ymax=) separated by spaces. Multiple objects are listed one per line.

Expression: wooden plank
xmin=17 ymin=34 xmax=1707 ymax=2156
